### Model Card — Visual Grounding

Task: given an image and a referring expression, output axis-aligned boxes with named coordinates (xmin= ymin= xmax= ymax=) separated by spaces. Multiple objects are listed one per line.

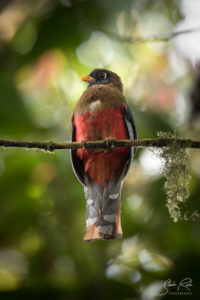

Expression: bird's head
xmin=81 ymin=69 xmax=123 ymax=92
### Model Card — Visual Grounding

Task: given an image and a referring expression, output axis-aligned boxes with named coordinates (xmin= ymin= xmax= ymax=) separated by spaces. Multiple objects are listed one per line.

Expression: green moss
xmin=157 ymin=132 xmax=197 ymax=222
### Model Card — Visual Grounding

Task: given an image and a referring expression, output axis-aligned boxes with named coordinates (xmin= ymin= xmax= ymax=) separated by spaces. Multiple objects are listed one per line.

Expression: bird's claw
xmin=105 ymin=138 xmax=115 ymax=150
xmin=81 ymin=141 xmax=86 ymax=149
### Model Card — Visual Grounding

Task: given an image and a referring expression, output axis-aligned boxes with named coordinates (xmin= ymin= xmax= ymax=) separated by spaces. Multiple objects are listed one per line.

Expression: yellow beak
xmin=80 ymin=75 xmax=95 ymax=82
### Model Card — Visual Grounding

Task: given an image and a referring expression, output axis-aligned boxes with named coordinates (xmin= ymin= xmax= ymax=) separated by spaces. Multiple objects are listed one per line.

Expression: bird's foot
xmin=104 ymin=138 xmax=115 ymax=152
xmin=81 ymin=140 xmax=86 ymax=150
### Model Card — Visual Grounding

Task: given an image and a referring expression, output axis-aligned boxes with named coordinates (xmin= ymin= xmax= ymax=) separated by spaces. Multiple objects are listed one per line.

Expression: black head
xmin=81 ymin=68 xmax=123 ymax=91
xmin=88 ymin=69 xmax=112 ymax=86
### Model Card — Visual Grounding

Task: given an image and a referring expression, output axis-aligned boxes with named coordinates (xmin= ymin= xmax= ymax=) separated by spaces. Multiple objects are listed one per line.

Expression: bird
xmin=71 ymin=68 xmax=137 ymax=241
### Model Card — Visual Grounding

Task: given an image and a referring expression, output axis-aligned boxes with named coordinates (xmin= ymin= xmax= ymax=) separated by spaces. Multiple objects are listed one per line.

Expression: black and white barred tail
xmin=83 ymin=179 xmax=123 ymax=241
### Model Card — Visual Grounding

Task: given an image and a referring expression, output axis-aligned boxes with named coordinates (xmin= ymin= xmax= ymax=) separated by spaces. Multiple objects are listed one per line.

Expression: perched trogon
xmin=71 ymin=69 xmax=137 ymax=241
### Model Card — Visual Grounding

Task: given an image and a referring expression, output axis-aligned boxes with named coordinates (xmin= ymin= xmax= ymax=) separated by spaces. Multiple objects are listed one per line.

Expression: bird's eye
xmin=98 ymin=72 xmax=107 ymax=80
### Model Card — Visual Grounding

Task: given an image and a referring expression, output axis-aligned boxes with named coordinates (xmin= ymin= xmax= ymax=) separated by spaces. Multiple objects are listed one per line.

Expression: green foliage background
xmin=0 ymin=0 xmax=200 ymax=299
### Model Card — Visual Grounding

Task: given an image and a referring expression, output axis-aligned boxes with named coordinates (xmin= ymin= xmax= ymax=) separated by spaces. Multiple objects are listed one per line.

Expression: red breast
xmin=74 ymin=88 xmax=130 ymax=186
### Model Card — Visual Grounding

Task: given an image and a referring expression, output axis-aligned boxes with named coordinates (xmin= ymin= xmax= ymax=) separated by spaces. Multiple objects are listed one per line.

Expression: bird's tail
xmin=83 ymin=180 xmax=123 ymax=241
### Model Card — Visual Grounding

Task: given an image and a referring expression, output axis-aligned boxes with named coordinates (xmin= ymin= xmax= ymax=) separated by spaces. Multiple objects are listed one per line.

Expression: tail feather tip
xmin=84 ymin=224 xmax=122 ymax=242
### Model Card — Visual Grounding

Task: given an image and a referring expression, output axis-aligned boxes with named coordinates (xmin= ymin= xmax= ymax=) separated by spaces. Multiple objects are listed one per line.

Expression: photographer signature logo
xmin=159 ymin=278 xmax=193 ymax=296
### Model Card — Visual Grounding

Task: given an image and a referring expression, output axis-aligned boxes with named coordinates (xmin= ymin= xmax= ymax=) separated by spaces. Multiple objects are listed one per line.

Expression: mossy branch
xmin=156 ymin=132 xmax=199 ymax=222
xmin=0 ymin=138 xmax=200 ymax=151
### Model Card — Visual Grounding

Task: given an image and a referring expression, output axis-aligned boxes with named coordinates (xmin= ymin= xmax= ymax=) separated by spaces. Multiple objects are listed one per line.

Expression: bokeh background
xmin=0 ymin=0 xmax=200 ymax=299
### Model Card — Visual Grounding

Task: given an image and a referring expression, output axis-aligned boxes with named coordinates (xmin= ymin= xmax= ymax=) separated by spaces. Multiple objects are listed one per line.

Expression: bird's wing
xmin=71 ymin=115 xmax=85 ymax=185
xmin=122 ymin=105 xmax=137 ymax=140
xmin=121 ymin=105 xmax=137 ymax=176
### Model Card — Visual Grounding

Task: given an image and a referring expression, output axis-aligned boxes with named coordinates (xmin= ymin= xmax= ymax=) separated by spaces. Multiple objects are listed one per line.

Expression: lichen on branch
xmin=158 ymin=132 xmax=199 ymax=222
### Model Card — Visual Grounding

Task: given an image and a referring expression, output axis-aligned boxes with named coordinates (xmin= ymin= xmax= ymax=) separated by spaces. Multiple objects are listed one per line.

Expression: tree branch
xmin=0 ymin=138 xmax=200 ymax=152
xmin=105 ymin=26 xmax=200 ymax=44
